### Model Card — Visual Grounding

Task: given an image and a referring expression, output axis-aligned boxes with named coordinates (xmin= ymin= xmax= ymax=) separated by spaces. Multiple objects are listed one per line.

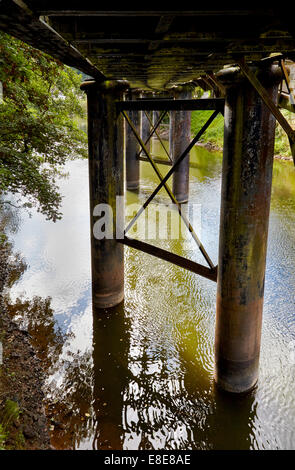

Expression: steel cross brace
xmin=136 ymin=110 xmax=169 ymax=159
xmin=143 ymin=111 xmax=172 ymax=163
xmin=121 ymin=109 xmax=221 ymax=270
xmin=279 ymin=59 xmax=295 ymax=110
xmin=238 ymin=58 xmax=295 ymax=165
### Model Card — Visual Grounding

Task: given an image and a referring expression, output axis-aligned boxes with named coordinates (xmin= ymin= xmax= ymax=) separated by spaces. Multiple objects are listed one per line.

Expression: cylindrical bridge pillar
xmin=125 ymin=90 xmax=141 ymax=191
xmin=214 ymin=65 xmax=281 ymax=393
xmin=81 ymin=79 xmax=128 ymax=309
xmin=141 ymin=93 xmax=153 ymax=156
xmin=141 ymin=110 xmax=151 ymax=154
xmin=170 ymin=85 xmax=193 ymax=203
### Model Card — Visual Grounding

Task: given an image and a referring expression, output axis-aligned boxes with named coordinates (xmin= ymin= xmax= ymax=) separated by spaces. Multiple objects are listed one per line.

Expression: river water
xmin=5 ymin=140 xmax=295 ymax=450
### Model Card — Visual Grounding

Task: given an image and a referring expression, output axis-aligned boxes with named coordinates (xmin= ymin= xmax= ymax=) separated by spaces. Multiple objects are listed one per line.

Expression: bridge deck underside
xmin=1 ymin=3 xmax=295 ymax=90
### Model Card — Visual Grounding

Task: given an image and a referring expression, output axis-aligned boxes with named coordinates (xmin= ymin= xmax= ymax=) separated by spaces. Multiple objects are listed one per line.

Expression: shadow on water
xmin=92 ymin=302 xmax=130 ymax=450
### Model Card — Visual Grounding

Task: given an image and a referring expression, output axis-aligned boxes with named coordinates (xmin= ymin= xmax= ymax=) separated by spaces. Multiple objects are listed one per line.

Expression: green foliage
xmin=0 ymin=399 xmax=21 ymax=449
xmin=191 ymin=110 xmax=224 ymax=147
xmin=274 ymin=109 xmax=294 ymax=158
xmin=0 ymin=32 xmax=87 ymax=221
xmin=191 ymin=107 xmax=295 ymax=159
xmin=1 ymin=399 xmax=20 ymax=428
xmin=0 ymin=424 xmax=7 ymax=450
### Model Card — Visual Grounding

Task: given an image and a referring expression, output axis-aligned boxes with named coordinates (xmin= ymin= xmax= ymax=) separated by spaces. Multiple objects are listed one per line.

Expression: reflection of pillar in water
xmin=92 ymin=303 xmax=130 ymax=450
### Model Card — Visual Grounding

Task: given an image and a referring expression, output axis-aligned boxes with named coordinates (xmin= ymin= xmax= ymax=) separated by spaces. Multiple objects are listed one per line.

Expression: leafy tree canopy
xmin=0 ymin=32 xmax=88 ymax=221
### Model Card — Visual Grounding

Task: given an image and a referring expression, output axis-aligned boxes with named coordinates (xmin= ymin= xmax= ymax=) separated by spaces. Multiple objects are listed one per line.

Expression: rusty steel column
xmin=141 ymin=110 xmax=151 ymax=154
xmin=141 ymin=93 xmax=152 ymax=155
xmin=125 ymin=90 xmax=141 ymax=190
xmin=214 ymin=65 xmax=281 ymax=393
xmin=81 ymin=79 xmax=128 ymax=309
xmin=170 ymin=85 xmax=193 ymax=203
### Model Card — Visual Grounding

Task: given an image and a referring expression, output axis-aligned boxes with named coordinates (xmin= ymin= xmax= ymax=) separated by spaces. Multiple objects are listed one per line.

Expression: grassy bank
xmin=191 ymin=110 xmax=224 ymax=149
xmin=191 ymin=109 xmax=295 ymax=159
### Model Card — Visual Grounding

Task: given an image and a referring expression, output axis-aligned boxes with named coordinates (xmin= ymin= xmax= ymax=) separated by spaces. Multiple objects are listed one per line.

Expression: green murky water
xmin=4 ymin=140 xmax=295 ymax=449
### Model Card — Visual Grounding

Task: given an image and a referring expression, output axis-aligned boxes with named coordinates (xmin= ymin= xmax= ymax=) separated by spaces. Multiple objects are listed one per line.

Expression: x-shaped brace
xmin=122 ymin=109 xmax=220 ymax=270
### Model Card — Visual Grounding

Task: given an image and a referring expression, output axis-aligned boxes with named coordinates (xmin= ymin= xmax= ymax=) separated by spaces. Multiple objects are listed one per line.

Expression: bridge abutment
xmin=214 ymin=65 xmax=281 ymax=393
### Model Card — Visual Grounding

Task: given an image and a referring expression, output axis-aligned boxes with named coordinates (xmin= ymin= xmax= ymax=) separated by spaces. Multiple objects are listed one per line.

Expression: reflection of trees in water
xmin=1 ymin=212 xmax=94 ymax=448
xmin=4 ymin=290 xmax=95 ymax=449
xmin=1 ymin=234 xmax=257 ymax=451
xmin=0 ymin=205 xmax=258 ymax=450
xmin=5 ymin=296 xmax=65 ymax=371
xmin=46 ymin=349 xmax=94 ymax=450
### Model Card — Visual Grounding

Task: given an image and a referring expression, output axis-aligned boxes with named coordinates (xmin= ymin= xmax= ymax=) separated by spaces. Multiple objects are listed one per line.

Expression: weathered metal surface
xmin=125 ymin=91 xmax=141 ymax=191
xmin=0 ymin=0 xmax=105 ymax=81
xmin=81 ymin=79 xmax=128 ymax=308
xmin=237 ymin=59 xmax=295 ymax=158
xmin=170 ymin=86 xmax=193 ymax=203
xmin=214 ymin=66 xmax=281 ymax=393
xmin=119 ymin=236 xmax=217 ymax=282
xmin=2 ymin=4 xmax=295 ymax=90
xmin=118 ymin=98 xmax=225 ymax=111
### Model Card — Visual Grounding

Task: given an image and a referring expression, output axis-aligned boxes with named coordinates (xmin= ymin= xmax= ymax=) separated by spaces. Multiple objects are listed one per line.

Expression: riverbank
xmin=0 ymin=233 xmax=50 ymax=450
xmin=158 ymin=110 xmax=294 ymax=162
xmin=190 ymin=109 xmax=294 ymax=162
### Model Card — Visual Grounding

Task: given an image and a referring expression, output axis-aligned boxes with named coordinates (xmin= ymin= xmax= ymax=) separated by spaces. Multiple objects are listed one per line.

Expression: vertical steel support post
xmin=141 ymin=92 xmax=152 ymax=155
xmin=81 ymin=79 xmax=128 ymax=309
xmin=170 ymin=85 xmax=193 ymax=203
xmin=141 ymin=110 xmax=151 ymax=154
xmin=214 ymin=65 xmax=281 ymax=393
xmin=126 ymin=90 xmax=141 ymax=190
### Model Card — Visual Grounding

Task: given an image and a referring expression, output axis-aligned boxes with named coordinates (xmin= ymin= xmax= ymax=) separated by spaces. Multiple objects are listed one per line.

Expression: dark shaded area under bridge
xmin=1 ymin=3 xmax=295 ymax=90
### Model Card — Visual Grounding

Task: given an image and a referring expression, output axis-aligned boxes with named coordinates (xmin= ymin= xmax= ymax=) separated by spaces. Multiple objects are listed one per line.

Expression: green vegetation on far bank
xmin=191 ymin=110 xmax=224 ymax=149
xmin=191 ymin=107 xmax=295 ymax=159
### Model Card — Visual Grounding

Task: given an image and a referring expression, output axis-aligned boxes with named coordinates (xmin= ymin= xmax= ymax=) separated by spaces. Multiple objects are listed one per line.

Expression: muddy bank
xmin=0 ymin=237 xmax=51 ymax=450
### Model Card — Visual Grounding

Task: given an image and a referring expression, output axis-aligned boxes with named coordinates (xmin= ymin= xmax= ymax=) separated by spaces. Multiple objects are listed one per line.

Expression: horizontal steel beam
xmin=139 ymin=155 xmax=210 ymax=169
xmin=118 ymin=98 xmax=225 ymax=111
xmin=0 ymin=0 xmax=105 ymax=81
xmin=37 ymin=10 xmax=270 ymax=17
xmin=139 ymin=156 xmax=172 ymax=166
xmin=118 ymin=236 xmax=218 ymax=282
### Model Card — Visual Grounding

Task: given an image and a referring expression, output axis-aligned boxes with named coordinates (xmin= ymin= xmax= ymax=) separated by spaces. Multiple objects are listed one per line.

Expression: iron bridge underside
xmin=1 ymin=3 xmax=295 ymax=90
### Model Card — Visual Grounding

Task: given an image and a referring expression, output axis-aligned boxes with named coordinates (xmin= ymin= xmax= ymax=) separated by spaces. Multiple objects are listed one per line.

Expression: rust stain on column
xmin=81 ymin=79 xmax=128 ymax=309
xmin=214 ymin=65 xmax=281 ymax=393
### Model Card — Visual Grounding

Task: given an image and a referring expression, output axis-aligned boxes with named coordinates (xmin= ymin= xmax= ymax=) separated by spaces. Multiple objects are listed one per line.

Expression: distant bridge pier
xmin=141 ymin=93 xmax=152 ymax=156
xmin=214 ymin=65 xmax=281 ymax=393
xmin=169 ymin=85 xmax=193 ymax=203
xmin=81 ymin=79 xmax=127 ymax=309
xmin=126 ymin=90 xmax=141 ymax=191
